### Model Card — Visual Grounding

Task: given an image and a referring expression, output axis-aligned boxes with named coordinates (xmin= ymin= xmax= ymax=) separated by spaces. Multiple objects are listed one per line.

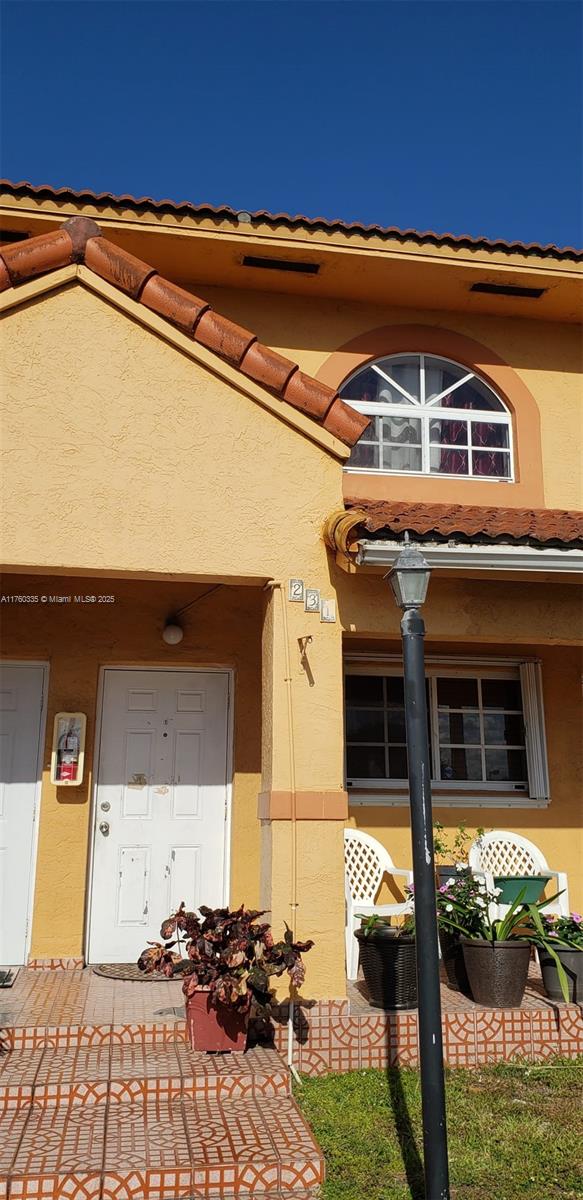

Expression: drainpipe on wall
xmin=264 ymin=580 xmax=301 ymax=1084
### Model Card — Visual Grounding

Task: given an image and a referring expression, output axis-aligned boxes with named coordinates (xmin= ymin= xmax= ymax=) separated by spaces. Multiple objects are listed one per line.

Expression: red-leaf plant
xmin=137 ymin=903 xmax=314 ymax=1014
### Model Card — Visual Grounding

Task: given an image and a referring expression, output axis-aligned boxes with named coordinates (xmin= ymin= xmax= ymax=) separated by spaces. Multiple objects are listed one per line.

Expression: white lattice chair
xmin=468 ymin=830 xmax=569 ymax=919
xmin=344 ymin=829 xmax=413 ymax=981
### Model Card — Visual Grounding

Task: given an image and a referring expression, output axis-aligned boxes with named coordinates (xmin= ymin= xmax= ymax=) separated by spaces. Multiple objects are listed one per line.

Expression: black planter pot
xmin=438 ymin=927 xmax=473 ymax=997
xmin=538 ymin=947 xmax=583 ymax=1003
xmin=436 ymin=865 xmax=469 ymax=889
xmin=461 ymin=937 xmax=531 ymax=1008
xmin=355 ymin=927 xmax=417 ymax=1010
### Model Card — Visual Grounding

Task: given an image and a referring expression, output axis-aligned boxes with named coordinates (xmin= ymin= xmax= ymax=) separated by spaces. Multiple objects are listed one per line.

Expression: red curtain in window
xmin=439 ymin=394 xmax=503 ymax=475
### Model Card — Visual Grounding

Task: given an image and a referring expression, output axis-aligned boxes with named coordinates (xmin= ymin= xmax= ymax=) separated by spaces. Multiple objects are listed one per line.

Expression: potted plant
xmin=433 ymin=822 xmax=485 ymax=888
xmin=355 ymin=915 xmax=417 ymax=1010
xmin=492 ymin=872 xmax=552 ymax=906
xmin=538 ymin=912 xmax=583 ymax=1002
xmin=437 ymin=882 xmax=570 ymax=1008
xmin=138 ymin=903 xmax=313 ymax=1052
xmin=435 ymin=873 xmax=490 ymax=996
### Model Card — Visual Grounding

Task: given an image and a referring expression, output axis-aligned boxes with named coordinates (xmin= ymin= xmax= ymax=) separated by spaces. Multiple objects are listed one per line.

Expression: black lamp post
xmin=387 ymin=536 xmax=450 ymax=1200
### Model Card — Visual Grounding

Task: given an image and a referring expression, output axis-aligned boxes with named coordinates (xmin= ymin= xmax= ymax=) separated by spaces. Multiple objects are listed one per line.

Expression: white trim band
xmin=355 ymin=538 xmax=583 ymax=574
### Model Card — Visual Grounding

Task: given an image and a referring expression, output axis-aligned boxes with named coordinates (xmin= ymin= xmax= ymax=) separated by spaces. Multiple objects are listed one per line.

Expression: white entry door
xmin=0 ymin=664 xmax=46 ymax=965
xmin=88 ymin=669 xmax=230 ymax=963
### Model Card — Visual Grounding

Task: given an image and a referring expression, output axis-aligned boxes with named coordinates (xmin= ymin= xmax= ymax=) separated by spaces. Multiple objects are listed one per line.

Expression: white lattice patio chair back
xmin=344 ymin=829 xmax=413 ymax=980
xmin=469 ymin=830 xmax=569 ymax=918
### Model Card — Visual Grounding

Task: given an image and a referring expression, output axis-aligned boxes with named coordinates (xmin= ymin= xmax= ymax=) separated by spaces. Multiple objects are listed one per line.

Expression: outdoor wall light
xmin=162 ymin=622 xmax=184 ymax=645
xmin=386 ymin=534 xmax=431 ymax=610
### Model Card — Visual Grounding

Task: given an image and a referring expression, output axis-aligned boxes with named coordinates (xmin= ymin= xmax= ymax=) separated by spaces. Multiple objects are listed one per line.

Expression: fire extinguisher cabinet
xmin=50 ymin=712 xmax=87 ymax=787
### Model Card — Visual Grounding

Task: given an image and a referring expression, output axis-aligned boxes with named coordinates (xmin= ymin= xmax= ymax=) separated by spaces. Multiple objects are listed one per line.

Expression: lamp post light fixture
xmin=386 ymin=534 xmax=450 ymax=1200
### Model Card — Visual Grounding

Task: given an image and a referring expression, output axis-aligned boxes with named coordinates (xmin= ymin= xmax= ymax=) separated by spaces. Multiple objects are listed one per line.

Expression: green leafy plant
xmin=357 ymin=913 xmax=414 ymax=937
xmin=539 ymin=912 xmax=583 ymax=949
xmin=433 ymin=821 xmax=486 ymax=867
xmin=138 ymin=903 xmax=313 ymax=1013
xmin=436 ymin=877 xmax=571 ymax=1000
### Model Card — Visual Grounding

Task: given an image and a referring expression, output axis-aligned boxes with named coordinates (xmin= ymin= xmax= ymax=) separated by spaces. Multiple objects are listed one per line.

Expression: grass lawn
xmin=294 ymin=1058 xmax=583 ymax=1200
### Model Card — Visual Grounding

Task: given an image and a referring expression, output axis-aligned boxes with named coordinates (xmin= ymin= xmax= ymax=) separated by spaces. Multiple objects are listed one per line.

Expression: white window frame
xmin=342 ymin=353 xmax=515 ymax=483
xmin=345 ymin=656 xmax=550 ymax=808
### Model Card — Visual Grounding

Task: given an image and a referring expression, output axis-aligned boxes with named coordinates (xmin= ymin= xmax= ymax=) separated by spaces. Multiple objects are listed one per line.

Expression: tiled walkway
xmin=0 ymin=964 xmax=581 ymax=1196
xmin=0 ymin=972 xmax=324 ymax=1198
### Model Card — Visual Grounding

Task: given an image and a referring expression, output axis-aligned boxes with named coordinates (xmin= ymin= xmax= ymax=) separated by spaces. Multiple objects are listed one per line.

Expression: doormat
xmin=92 ymin=964 xmax=172 ymax=982
xmin=0 ymin=969 xmax=19 ymax=988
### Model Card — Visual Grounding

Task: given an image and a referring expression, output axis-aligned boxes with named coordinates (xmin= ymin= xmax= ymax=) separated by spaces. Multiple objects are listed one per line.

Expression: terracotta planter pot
xmin=355 ymin=928 xmax=417 ymax=1010
xmin=185 ymin=988 xmax=248 ymax=1052
xmin=438 ymin=928 xmax=473 ymax=997
xmin=538 ymin=947 xmax=583 ymax=1003
xmin=461 ymin=937 xmax=531 ymax=1008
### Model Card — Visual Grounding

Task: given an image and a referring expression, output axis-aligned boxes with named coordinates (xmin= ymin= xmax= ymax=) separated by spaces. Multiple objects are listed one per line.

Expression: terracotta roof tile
xmin=1 ymin=228 xmax=73 ymax=283
xmin=240 ymin=342 xmax=297 ymax=393
xmin=0 ymin=216 xmax=360 ymax=447
xmin=194 ymin=309 xmax=256 ymax=366
xmin=324 ymin=400 xmax=371 ymax=445
xmin=283 ymin=371 xmax=336 ymax=420
xmin=61 ymin=215 xmax=102 ymax=259
xmin=0 ymin=258 xmax=10 ymax=292
xmin=85 ymin=236 xmax=156 ymax=299
xmin=3 ymin=179 xmax=582 ymax=262
xmin=344 ymin=499 xmax=583 ymax=548
xmin=140 ymin=275 xmax=209 ymax=334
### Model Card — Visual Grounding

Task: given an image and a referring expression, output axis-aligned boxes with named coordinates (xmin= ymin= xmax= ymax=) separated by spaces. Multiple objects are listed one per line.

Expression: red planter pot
xmin=185 ymin=988 xmax=249 ymax=1052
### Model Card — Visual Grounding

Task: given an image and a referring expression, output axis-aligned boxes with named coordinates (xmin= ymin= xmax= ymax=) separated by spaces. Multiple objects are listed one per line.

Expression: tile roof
xmin=2 ymin=179 xmax=582 ymax=262
xmin=0 ymin=216 xmax=368 ymax=448
xmin=343 ymin=499 xmax=583 ymax=548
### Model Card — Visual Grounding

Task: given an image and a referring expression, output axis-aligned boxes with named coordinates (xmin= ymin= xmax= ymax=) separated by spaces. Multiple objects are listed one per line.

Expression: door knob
xmin=99 ymin=821 xmax=110 ymax=837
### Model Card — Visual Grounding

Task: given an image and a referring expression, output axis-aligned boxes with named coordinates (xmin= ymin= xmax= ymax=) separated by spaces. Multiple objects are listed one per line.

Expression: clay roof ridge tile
xmin=0 ymin=216 xmax=366 ymax=446
xmin=84 ymin=236 xmax=157 ymax=301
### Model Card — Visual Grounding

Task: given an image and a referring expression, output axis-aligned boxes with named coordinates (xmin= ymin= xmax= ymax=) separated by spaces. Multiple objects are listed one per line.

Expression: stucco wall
xmin=200 ymin=285 xmax=583 ymax=511
xmin=1 ymin=273 xmax=581 ymax=996
xmin=0 ymin=575 xmax=263 ymax=957
xmin=0 ymin=286 xmax=349 ymax=996
xmin=342 ymin=632 xmax=583 ymax=913
xmin=0 ymin=283 xmax=344 ymax=581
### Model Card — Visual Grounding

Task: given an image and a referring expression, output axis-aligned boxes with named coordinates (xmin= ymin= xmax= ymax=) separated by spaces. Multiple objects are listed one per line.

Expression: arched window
xmin=340 ymin=353 xmax=514 ymax=479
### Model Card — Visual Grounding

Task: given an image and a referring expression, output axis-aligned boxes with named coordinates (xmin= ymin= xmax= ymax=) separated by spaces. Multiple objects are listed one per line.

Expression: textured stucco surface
xmin=1 ymin=286 xmax=348 ymax=996
xmin=200 ymin=286 xmax=583 ymax=511
xmin=345 ymin=642 xmax=583 ymax=914
xmin=0 ymin=576 xmax=263 ymax=958
xmin=0 ymin=283 xmax=344 ymax=580
xmin=2 ymin=275 xmax=581 ymax=997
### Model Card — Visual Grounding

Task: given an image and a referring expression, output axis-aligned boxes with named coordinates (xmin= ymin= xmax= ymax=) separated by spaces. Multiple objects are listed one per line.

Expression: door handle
xmin=99 ymin=821 xmax=110 ymax=837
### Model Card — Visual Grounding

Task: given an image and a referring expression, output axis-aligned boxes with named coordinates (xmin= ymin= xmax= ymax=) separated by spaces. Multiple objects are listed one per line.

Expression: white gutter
xmin=355 ymin=538 xmax=583 ymax=574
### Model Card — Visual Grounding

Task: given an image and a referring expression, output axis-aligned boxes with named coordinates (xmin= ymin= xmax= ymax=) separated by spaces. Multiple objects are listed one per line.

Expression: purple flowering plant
xmin=539 ymin=912 xmax=583 ymax=950
xmin=421 ymin=875 xmax=571 ymax=1001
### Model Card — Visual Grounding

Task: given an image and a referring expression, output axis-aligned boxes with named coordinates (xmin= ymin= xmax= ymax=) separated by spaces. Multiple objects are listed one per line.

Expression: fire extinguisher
xmin=57 ymin=721 xmax=80 ymax=782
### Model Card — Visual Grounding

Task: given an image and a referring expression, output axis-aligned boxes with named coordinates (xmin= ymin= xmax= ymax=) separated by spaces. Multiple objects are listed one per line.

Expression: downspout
xmin=264 ymin=581 xmax=301 ymax=1084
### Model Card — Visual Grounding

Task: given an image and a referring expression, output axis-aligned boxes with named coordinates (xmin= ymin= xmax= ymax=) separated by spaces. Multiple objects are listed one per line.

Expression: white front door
xmin=87 ymin=669 xmax=230 ymax=963
xmin=0 ymin=664 xmax=46 ymax=965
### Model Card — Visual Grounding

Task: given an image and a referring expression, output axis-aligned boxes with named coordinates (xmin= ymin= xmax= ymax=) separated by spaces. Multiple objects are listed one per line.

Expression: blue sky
xmin=2 ymin=0 xmax=582 ymax=247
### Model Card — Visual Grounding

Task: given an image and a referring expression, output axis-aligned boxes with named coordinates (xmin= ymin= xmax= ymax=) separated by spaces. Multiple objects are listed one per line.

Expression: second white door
xmin=88 ymin=668 xmax=230 ymax=963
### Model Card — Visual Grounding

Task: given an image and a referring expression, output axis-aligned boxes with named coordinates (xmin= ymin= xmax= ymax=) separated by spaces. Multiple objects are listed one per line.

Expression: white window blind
xmin=519 ymin=660 xmax=550 ymax=801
